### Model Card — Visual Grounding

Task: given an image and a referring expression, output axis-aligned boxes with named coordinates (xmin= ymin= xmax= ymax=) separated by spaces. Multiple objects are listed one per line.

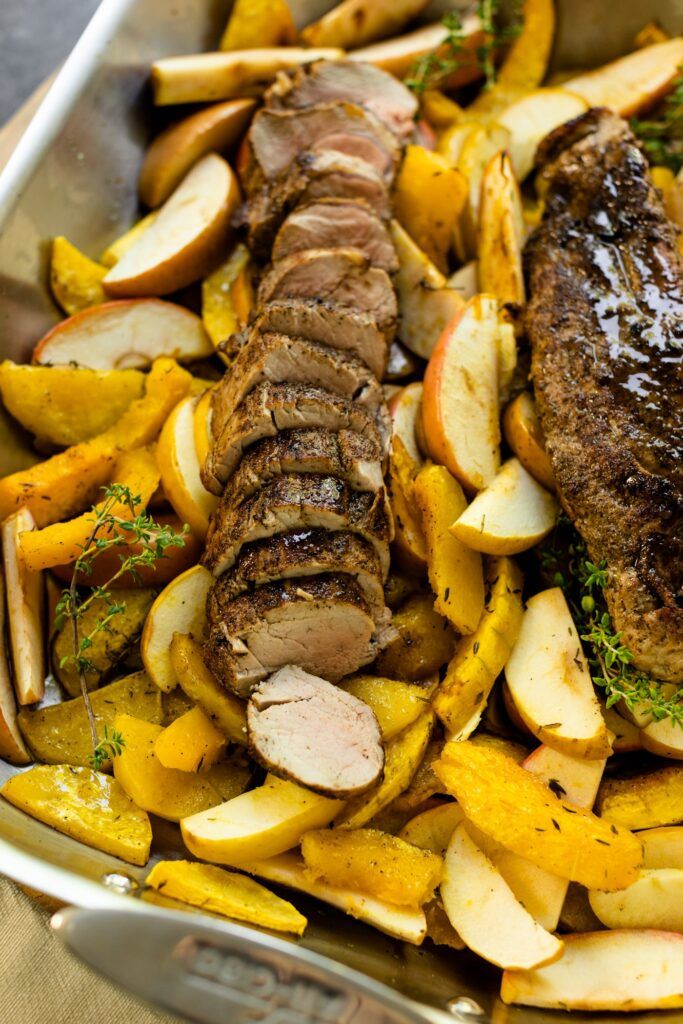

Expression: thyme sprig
xmin=541 ymin=521 xmax=682 ymax=727
xmin=55 ymin=484 xmax=189 ymax=769
xmin=632 ymin=67 xmax=683 ymax=173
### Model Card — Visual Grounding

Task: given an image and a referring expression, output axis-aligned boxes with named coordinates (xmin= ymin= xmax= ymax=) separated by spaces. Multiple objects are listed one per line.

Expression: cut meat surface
xmin=272 ymin=199 xmax=398 ymax=273
xmin=217 ymin=428 xmax=383 ymax=501
xmin=252 ymin=300 xmax=389 ymax=379
xmin=525 ymin=108 xmax=683 ymax=683
xmin=204 ymin=574 xmax=391 ymax=695
xmin=247 ymin=665 xmax=384 ymax=797
xmin=212 ymin=530 xmax=386 ymax=621
xmin=203 ymin=382 xmax=384 ymax=490
xmin=203 ymin=473 xmax=393 ymax=578
xmin=257 ymin=249 xmax=398 ymax=341
xmin=265 ymin=60 xmax=418 ymax=143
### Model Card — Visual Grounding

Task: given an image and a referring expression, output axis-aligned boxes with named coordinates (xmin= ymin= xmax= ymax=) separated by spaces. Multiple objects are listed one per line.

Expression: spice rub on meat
xmin=525 ymin=108 xmax=683 ymax=683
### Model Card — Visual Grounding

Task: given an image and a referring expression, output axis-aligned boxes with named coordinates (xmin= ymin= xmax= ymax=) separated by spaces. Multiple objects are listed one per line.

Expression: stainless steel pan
xmin=1 ymin=1 xmax=682 ymax=1021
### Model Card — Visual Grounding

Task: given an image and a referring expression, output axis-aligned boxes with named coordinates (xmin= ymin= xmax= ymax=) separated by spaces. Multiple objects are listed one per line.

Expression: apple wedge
xmin=478 ymin=151 xmax=525 ymax=317
xmin=501 ymin=930 xmax=683 ymax=1011
xmin=152 ymin=48 xmax=345 ymax=105
xmin=2 ymin=509 xmax=45 ymax=705
xmin=452 ymin=122 xmax=511 ymax=261
xmin=181 ymin=774 xmax=342 ymax=866
xmin=447 ymin=261 xmax=478 ymax=301
xmin=32 ymin=299 xmax=212 ymax=369
xmin=139 ymin=99 xmax=256 ymax=208
xmin=0 ymin=571 xmax=31 ymax=763
xmin=502 ymin=391 xmax=555 ymax=491
xmin=193 ymin=388 xmax=214 ymax=470
xmin=390 ymin=220 xmax=464 ymax=360
xmin=141 ymin=564 xmax=212 ymax=693
xmin=641 ymin=715 xmax=683 ymax=760
xmin=100 ymin=212 xmax=157 ymax=267
xmin=601 ymin=701 xmax=642 ymax=753
xmin=104 ymin=155 xmax=239 ymax=297
xmin=441 ymin=823 xmax=563 ymax=970
xmin=387 ymin=385 xmax=427 ymax=571
xmin=640 ymin=826 xmax=683 ymax=870
xmin=564 ymin=38 xmax=683 ymax=118
xmin=349 ymin=17 xmax=482 ymax=85
xmin=388 ymin=382 xmax=424 ymax=474
xmin=157 ymin=395 xmax=219 ymax=540
xmin=505 ymin=588 xmax=612 ymax=759
xmin=589 ymin=869 xmax=683 ymax=932
xmin=421 ymin=294 xmax=501 ymax=493
xmin=498 ymin=88 xmax=589 ymax=180
xmin=450 ymin=458 xmax=559 ymax=555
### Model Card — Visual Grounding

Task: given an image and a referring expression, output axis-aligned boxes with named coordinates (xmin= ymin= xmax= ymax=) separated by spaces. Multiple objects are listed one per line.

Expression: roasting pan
xmin=1 ymin=1 xmax=682 ymax=1021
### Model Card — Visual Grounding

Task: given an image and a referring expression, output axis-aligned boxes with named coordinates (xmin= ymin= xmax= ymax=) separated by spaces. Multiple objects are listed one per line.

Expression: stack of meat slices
xmin=200 ymin=61 xmax=418 ymax=708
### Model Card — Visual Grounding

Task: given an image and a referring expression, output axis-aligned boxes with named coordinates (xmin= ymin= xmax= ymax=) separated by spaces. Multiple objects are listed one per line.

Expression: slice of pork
xmin=210 ymin=329 xmax=389 ymax=443
xmin=257 ymin=249 xmax=398 ymax=342
xmin=203 ymin=382 xmax=384 ymax=491
xmin=252 ymin=300 xmax=389 ymax=379
xmin=266 ymin=60 xmax=418 ymax=143
xmin=212 ymin=529 xmax=387 ymax=622
xmin=216 ymin=428 xmax=382 ymax=501
xmin=203 ymin=473 xmax=393 ymax=578
xmin=245 ymin=103 xmax=401 ymax=191
xmin=247 ymin=665 xmax=384 ymax=797
xmin=272 ymin=199 xmax=398 ymax=273
xmin=204 ymin=574 xmax=391 ymax=695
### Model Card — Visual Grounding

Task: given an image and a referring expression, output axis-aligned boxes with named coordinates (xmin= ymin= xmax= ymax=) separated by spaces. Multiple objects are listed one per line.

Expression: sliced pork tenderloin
xmin=203 ymin=382 xmax=384 ymax=491
xmin=257 ymin=249 xmax=398 ymax=342
xmin=247 ymin=665 xmax=384 ymax=797
xmin=272 ymin=199 xmax=398 ymax=273
xmin=203 ymin=473 xmax=393 ymax=578
xmin=204 ymin=574 xmax=392 ymax=695
xmin=265 ymin=60 xmax=418 ymax=143
xmin=213 ymin=530 xmax=387 ymax=622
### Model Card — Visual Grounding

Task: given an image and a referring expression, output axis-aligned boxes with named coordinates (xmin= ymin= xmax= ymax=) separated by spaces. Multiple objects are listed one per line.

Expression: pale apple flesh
xmin=388 ymin=381 xmax=424 ymax=471
xmin=349 ymin=16 xmax=483 ymax=84
xmin=498 ymin=88 xmax=589 ymax=180
xmin=641 ymin=715 xmax=683 ymax=760
xmin=0 ymin=572 xmax=31 ymax=764
xmin=141 ymin=564 xmax=212 ymax=693
xmin=477 ymin=151 xmax=526 ymax=312
xmin=564 ymin=37 xmax=683 ymax=117
xmin=589 ymin=869 xmax=683 ymax=932
xmin=2 ymin=509 xmax=45 ymax=706
xmin=639 ymin=826 xmax=683 ymax=870
xmin=157 ymin=394 xmax=219 ymax=540
xmin=502 ymin=391 xmax=555 ymax=492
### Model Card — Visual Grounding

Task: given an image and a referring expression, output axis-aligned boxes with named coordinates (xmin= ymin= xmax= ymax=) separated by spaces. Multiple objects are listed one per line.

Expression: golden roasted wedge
xmin=477 ymin=152 xmax=525 ymax=317
xmin=596 ymin=766 xmax=683 ymax=830
xmin=339 ymin=674 xmax=436 ymax=741
xmin=220 ymin=0 xmax=297 ymax=50
xmin=141 ymin=565 xmax=213 ymax=693
xmin=2 ymin=509 xmax=44 ymax=705
xmin=394 ymin=146 xmax=467 ymax=273
xmin=50 ymin=237 xmax=107 ymax=315
xmin=375 ymin=593 xmax=455 ymax=680
xmin=155 ymin=706 xmax=226 ymax=772
xmin=202 ymin=243 xmax=254 ymax=354
xmin=301 ymin=0 xmax=428 ymax=49
xmin=170 ymin=633 xmax=247 ymax=745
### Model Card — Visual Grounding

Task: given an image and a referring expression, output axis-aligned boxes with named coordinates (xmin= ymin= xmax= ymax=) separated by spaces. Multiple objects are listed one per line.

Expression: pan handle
xmin=51 ymin=904 xmax=458 ymax=1024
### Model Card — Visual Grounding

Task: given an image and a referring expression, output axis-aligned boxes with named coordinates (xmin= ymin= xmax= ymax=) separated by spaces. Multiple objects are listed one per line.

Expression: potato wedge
xmin=152 ymin=48 xmax=344 ymax=105
xmin=141 ymin=565 xmax=212 ymax=693
xmin=113 ymin=714 xmax=247 ymax=821
xmin=433 ymin=556 xmax=523 ymax=736
xmin=155 ymin=706 xmax=226 ymax=772
xmin=498 ymin=88 xmax=589 ymax=181
xmin=502 ymin=391 xmax=555 ymax=492
xmin=100 ymin=213 xmax=157 ymax=267
xmin=181 ymin=774 xmax=342 ymax=866
xmin=421 ymin=295 xmax=501 ymax=493
xmin=596 ymin=766 xmax=683 ymax=830
xmin=2 ymin=509 xmax=44 ymax=705
xmin=505 ymin=588 xmax=613 ymax=760
xmin=146 ymin=860 xmax=306 ymax=935
xmin=202 ymin=243 xmax=254 ymax=354
xmin=390 ymin=220 xmax=464 ymax=360
xmin=0 ymin=571 xmax=31 ymax=764
xmin=301 ymin=828 xmax=442 ymax=908
xmin=413 ymin=464 xmax=484 ymax=635
xmin=589 ymin=869 xmax=683 ymax=932
xmin=451 ymin=458 xmax=558 ymax=555
xmin=220 ymin=0 xmax=297 ymax=50
xmin=0 ymin=362 xmax=145 ymax=447
xmin=350 ymin=17 xmax=482 ymax=87
xmin=17 ymin=671 xmax=161 ymax=766
xmin=441 ymin=823 xmax=563 ymax=970
xmin=169 ymin=633 xmax=247 ymax=745
xmin=249 ymin=851 xmax=426 ymax=944
xmin=394 ymin=146 xmax=467 ymax=273
xmin=50 ymin=237 xmax=107 ymax=315
xmin=334 ymin=711 xmax=434 ymax=829
xmin=104 ymin=155 xmax=239 ymax=298
xmin=302 ymin=0 xmax=428 ymax=49
xmin=33 ymin=299 xmax=212 ymax=369
xmin=52 ymin=589 xmax=155 ymax=697
xmin=139 ymin=99 xmax=256 ymax=208
xmin=339 ymin=675 xmax=436 ymax=741
xmin=388 ymin=437 xmax=428 ymax=572
xmin=639 ymin=826 xmax=683 ymax=869
xmin=563 ymin=38 xmax=683 ymax=117
xmin=477 ymin=152 xmax=525 ymax=318
xmin=1 ymin=764 xmax=151 ymax=865
xmin=501 ymin=931 xmax=683 ymax=1012
xmin=157 ymin=395 xmax=219 ymax=539
xmin=375 ymin=593 xmax=455 ymax=680
xmin=435 ymin=741 xmax=642 ymax=891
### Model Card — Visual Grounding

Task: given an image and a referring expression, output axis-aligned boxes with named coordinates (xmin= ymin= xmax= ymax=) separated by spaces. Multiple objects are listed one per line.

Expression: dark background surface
xmin=0 ymin=0 xmax=100 ymax=124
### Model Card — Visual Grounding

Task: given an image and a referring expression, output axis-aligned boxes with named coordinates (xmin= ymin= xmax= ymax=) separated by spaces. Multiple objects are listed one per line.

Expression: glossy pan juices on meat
xmin=1 ymin=0 xmax=683 ymax=1020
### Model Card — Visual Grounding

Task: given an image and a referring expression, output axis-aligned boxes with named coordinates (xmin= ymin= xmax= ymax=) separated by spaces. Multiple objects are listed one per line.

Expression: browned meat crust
xmin=525 ymin=108 xmax=683 ymax=683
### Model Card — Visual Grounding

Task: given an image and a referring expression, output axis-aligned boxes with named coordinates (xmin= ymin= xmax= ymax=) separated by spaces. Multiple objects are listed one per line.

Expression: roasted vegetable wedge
xmin=220 ymin=0 xmax=297 ymax=50
xmin=301 ymin=0 xmax=428 ymax=49
xmin=0 ymin=572 xmax=31 ymax=764
xmin=339 ymin=675 xmax=436 ymax=741
xmin=394 ymin=145 xmax=467 ymax=273
xmin=50 ymin=237 xmax=107 ymax=315
xmin=596 ymin=766 xmax=683 ymax=830
xmin=202 ymin=244 xmax=254 ymax=353
xmin=2 ymin=508 xmax=45 ymax=705
xmin=170 ymin=633 xmax=247 ymax=745
xmin=375 ymin=593 xmax=455 ymax=681
xmin=155 ymin=706 xmax=226 ymax=772
xmin=141 ymin=566 xmax=213 ymax=693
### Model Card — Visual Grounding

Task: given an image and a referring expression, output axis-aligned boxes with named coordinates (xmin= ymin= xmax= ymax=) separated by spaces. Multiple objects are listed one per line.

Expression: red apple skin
xmin=420 ymin=302 xmax=469 ymax=478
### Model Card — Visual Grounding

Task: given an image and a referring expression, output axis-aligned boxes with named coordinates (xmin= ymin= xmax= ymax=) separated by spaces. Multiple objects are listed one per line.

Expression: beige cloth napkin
xmin=0 ymin=877 xmax=186 ymax=1024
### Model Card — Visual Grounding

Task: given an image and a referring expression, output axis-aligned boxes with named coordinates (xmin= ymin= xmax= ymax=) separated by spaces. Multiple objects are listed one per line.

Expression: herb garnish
xmin=541 ymin=520 xmax=682 ymax=728
xmin=55 ymin=483 xmax=188 ymax=768
xmin=632 ymin=67 xmax=683 ymax=173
